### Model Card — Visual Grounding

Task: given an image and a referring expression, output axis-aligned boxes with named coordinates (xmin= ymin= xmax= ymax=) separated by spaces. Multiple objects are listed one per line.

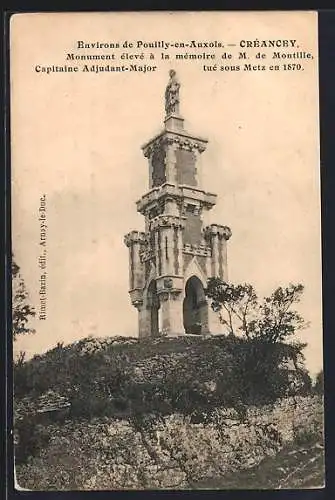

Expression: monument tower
xmin=124 ymin=70 xmax=232 ymax=338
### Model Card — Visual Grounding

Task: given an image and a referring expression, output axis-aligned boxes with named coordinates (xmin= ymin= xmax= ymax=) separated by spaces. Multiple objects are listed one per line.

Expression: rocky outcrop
xmin=16 ymin=396 xmax=324 ymax=490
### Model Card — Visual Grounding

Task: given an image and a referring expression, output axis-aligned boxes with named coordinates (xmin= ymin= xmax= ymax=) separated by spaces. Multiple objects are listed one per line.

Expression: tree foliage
xmin=313 ymin=370 xmax=324 ymax=395
xmin=12 ymin=256 xmax=36 ymax=340
xmin=205 ymin=279 xmax=310 ymax=402
xmin=205 ymin=278 xmax=307 ymax=343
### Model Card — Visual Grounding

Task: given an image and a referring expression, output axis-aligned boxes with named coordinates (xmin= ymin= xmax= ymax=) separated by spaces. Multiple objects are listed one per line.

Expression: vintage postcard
xmin=11 ymin=11 xmax=324 ymax=490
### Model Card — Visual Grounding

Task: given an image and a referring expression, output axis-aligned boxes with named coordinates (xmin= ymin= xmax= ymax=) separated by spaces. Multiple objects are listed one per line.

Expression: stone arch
xmin=183 ymin=275 xmax=209 ymax=335
xmin=146 ymin=280 xmax=161 ymax=337
xmin=184 ymin=256 xmax=207 ymax=289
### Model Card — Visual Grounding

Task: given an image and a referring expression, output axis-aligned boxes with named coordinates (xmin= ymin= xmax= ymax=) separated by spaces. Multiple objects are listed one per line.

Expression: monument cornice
xmin=142 ymin=129 xmax=208 ymax=158
xmin=183 ymin=243 xmax=212 ymax=257
xmin=136 ymin=183 xmax=217 ymax=214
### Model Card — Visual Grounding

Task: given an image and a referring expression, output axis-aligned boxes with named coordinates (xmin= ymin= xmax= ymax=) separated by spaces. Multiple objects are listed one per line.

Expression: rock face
xmin=15 ymin=396 xmax=324 ymax=490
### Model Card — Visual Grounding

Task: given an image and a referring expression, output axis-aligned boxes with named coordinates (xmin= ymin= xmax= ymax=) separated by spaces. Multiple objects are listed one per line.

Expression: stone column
xmin=124 ymin=231 xmax=146 ymax=290
xmin=159 ymin=291 xmax=184 ymax=336
xmin=193 ymin=148 xmax=203 ymax=188
xmin=148 ymin=156 xmax=153 ymax=189
xmin=218 ymin=237 xmax=228 ymax=281
xmin=153 ymin=216 xmax=185 ymax=279
xmin=160 ymin=225 xmax=177 ymax=277
xmin=166 ymin=228 xmax=174 ymax=275
xmin=137 ymin=302 xmax=150 ymax=338
xmin=217 ymin=226 xmax=232 ymax=281
xmin=204 ymin=224 xmax=232 ymax=280
xmin=133 ymin=242 xmax=144 ymax=290
xmin=177 ymin=226 xmax=184 ymax=276
xmin=165 ymin=140 xmax=178 ymax=184
xmin=205 ymin=254 xmax=212 ymax=281
xmin=168 ymin=217 xmax=185 ymax=278
xmin=154 ymin=229 xmax=161 ymax=277
xmin=160 ymin=228 xmax=168 ymax=276
xmin=211 ymin=230 xmax=219 ymax=278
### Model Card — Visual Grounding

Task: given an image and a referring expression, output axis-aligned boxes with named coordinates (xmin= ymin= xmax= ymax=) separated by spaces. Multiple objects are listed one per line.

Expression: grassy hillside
xmin=14 ymin=334 xmax=310 ymax=418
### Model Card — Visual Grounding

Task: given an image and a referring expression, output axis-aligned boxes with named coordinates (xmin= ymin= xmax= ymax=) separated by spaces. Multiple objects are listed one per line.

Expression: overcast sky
xmin=11 ymin=12 xmax=322 ymax=375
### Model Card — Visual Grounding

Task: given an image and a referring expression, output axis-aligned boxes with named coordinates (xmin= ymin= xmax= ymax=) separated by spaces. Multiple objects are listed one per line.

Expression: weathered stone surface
xmin=16 ymin=396 xmax=323 ymax=490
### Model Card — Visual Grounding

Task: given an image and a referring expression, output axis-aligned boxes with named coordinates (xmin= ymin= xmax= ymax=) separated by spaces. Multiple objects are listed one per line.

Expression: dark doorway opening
xmin=183 ymin=276 xmax=208 ymax=335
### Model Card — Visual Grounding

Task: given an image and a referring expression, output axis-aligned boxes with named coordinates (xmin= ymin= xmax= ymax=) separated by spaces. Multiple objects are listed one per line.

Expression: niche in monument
xmin=175 ymin=149 xmax=197 ymax=186
xmin=183 ymin=204 xmax=203 ymax=246
xmin=183 ymin=276 xmax=209 ymax=335
xmin=151 ymin=143 xmax=166 ymax=187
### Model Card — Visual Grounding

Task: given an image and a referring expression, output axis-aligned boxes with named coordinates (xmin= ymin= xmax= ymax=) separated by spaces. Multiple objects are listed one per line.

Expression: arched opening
xmin=147 ymin=280 xmax=161 ymax=337
xmin=183 ymin=276 xmax=209 ymax=335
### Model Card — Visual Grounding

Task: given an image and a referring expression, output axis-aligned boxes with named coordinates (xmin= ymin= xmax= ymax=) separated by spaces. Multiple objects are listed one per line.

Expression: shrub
xmin=313 ymin=370 xmax=324 ymax=395
xmin=14 ymin=335 xmax=311 ymax=426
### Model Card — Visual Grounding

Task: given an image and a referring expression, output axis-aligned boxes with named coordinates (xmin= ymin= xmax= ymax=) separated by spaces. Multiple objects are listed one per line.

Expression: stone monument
xmin=124 ymin=71 xmax=232 ymax=337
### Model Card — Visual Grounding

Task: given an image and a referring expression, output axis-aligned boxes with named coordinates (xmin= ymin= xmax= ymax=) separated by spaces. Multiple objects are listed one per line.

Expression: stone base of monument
xmin=164 ymin=113 xmax=184 ymax=131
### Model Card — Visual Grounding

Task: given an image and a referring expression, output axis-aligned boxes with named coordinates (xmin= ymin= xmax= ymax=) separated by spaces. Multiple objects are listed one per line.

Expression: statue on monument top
xmin=165 ymin=69 xmax=181 ymax=116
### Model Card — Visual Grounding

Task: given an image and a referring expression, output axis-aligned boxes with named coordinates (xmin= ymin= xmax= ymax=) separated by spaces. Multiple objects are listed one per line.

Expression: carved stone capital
xmin=157 ymin=289 xmax=182 ymax=302
xmin=158 ymin=291 xmax=170 ymax=302
xmin=203 ymin=224 xmax=232 ymax=241
xmin=129 ymin=288 xmax=144 ymax=309
xmin=124 ymin=230 xmax=146 ymax=247
xmin=142 ymin=137 xmax=164 ymax=159
xmin=133 ymin=301 xmax=144 ymax=311
xmin=170 ymin=290 xmax=182 ymax=301
xmin=151 ymin=215 xmax=185 ymax=231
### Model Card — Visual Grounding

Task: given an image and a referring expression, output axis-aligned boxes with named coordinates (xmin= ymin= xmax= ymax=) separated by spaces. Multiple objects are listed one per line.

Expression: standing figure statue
xmin=165 ymin=69 xmax=181 ymax=116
